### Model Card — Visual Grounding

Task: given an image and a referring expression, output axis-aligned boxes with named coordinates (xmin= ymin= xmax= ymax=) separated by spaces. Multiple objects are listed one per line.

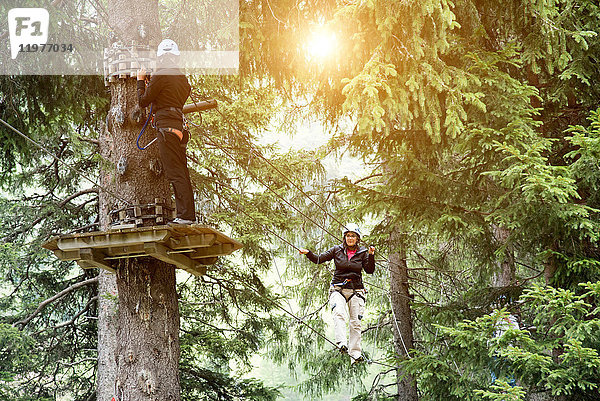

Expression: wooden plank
xmin=79 ymin=248 xmax=116 ymax=273
xmin=189 ymin=243 xmax=235 ymax=259
xmin=42 ymin=237 xmax=59 ymax=251
xmin=143 ymin=242 xmax=205 ymax=277
xmin=43 ymin=224 xmax=241 ymax=276
xmin=195 ymin=256 xmax=218 ymax=266
xmin=105 ymin=244 xmax=145 ymax=256
xmin=53 ymin=249 xmax=81 ymax=261
xmin=109 ymin=223 xmax=137 ymax=230
xmin=77 ymin=260 xmax=99 ymax=270
xmin=104 ymin=253 xmax=148 ymax=260
xmin=167 ymin=225 xmax=243 ymax=251
xmin=56 ymin=228 xmax=171 ymax=251
xmin=166 ymin=233 xmax=216 ymax=250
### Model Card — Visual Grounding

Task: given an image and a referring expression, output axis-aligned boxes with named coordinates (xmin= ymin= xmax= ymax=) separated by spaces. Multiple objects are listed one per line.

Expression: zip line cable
xmin=272 ymin=257 xmax=296 ymax=314
xmin=385 ymin=270 xmax=411 ymax=358
xmin=191 ymin=105 xmax=416 ymax=366
xmin=0 ymin=117 xmax=131 ymax=206
xmin=214 ymin=108 xmax=349 ymax=232
xmin=203 ymin=136 xmax=340 ymax=240
xmin=298 ymin=207 xmax=330 ymax=319
xmin=194 ymin=173 xmax=395 ymax=367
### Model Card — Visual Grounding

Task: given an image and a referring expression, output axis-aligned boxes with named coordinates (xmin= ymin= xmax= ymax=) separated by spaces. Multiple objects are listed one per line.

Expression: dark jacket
xmin=137 ymin=68 xmax=191 ymax=131
xmin=306 ymin=244 xmax=375 ymax=289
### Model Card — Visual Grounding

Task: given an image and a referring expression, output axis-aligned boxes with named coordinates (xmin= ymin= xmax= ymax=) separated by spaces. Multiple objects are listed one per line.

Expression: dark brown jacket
xmin=306 ymin=244 xmax=375 ymax=289
xmin=137 ymin=68 xmax=191 ymax=131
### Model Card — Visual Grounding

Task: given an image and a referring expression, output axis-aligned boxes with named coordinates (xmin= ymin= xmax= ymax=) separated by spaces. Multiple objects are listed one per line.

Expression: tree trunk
xmin=97 ymin=116 xmax=120 ymax=401
xmin=491 ymin=225 xmax=515 ymax=288
xmin=115 ymin=258 xmax=181 ymax=401
xmin=97 ymin=269 xmax=119 ymax=401
xmin=388 ymin=228 xmax=418 ymax=401
xmin=543 ymin=241 xmax=559 ymax=285
xmin=97 ymin=1 xmax=183 ymax=400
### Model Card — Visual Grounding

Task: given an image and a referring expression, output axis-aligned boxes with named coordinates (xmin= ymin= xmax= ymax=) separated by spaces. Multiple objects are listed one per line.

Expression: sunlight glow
xmin=306 ymin=29 xmax=337 ymax=60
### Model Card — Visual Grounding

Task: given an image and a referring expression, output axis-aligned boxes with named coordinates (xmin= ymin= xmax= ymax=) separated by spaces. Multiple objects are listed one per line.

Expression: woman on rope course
xmin=299 ymin=223 xmax=375 ymax=364
xmin=137 ymin=39 xmax=195 ymax=225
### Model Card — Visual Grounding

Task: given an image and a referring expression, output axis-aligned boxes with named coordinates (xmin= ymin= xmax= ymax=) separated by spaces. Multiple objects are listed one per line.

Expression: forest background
xmin=1 ymin=0 xmax=600 ymax=400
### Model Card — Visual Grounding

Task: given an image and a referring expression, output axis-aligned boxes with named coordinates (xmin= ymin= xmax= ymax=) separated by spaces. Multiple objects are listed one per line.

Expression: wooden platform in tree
xmin=42 ymin=224 xmax=243 ymax=276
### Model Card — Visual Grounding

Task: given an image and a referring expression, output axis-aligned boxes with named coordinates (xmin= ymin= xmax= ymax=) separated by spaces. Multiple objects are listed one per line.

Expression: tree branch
xmin=5 ymin=187 xmax=99 ymax=241
xmin=36 ymin=295 xmax=98 ymax=334
xmin=349 ymin=182 xmax=491 ymax=216
xmin=76 ymin=136 xmax=100 ymax=146
xmin=15 ymin=277 xmax=99 ymax=330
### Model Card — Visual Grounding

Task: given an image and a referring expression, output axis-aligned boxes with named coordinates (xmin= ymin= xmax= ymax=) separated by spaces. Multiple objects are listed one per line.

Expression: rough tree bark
xmin=491 ymin=225 xmax=515 ymax=288
xmin=388 ymin=227 xmax=418 ymax=401
xmin=97 ymin=269 xmax=118 ymax=401
xmin=97 ymin=1 xmax=183 ymax=400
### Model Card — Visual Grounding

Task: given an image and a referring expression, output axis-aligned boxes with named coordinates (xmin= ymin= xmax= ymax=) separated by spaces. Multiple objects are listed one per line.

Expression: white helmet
xmin=157 ymin=39 xmax=180 ymax=57
xmin=342 ymin=223 xmax=361 ymax=239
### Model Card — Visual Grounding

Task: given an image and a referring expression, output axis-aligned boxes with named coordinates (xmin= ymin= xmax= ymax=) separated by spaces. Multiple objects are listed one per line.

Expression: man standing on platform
xmin=137 ymin=39 xmax=195 ymax=224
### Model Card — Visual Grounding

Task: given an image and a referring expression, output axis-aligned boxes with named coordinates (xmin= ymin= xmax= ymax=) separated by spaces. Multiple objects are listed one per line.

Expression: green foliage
xmin=473 ymin=380 xmax=526 ymax=401
xmin=252 ymin=0 xmax=600 ymax=398
xmin=3 ymin=0 xmax=600 ymax=400
xmin=402 ymin=283 xmax=600 ymax=400
xmin=180 ymin=367 xmax=280 ymax=401
xmin=0 ymin=75 xmax=108 ymax=182
xmin=0 ymin=324 xmax=34 ymax=382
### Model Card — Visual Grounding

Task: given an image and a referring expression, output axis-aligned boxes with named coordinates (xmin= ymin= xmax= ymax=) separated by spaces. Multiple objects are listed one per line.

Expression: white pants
xmin=329 ymin=287 xmax=366 ymax=359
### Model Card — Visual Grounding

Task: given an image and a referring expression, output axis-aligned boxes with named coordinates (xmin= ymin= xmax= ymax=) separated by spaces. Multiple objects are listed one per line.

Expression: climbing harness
xmin=137 ymin=100 xmax=214 ymax=150
xmin=136 ymin=105 xmax=186 ymax=150
xmin=332 ymin=278 xmax=366 ymax=303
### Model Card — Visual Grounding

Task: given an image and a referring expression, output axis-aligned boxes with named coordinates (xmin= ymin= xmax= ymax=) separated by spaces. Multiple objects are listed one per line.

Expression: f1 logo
xmin=8 ymin=8 xmax=49 ymax=60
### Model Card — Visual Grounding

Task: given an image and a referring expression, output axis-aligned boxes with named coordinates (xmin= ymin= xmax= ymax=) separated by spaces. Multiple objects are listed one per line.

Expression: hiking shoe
xmin=351 ymin=355 xmax=365 ymax=365
xmin=338 ymin=345 xmax=348 ymax=354
xmin=170 ymin=218 xmax=194 ymax=225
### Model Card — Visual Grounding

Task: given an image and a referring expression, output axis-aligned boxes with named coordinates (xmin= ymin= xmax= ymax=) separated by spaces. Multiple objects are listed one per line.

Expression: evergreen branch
xmin=66 ymin=221 xmax=99 ymax=234
xmin=35 ymin=295 xmax=98 ymax=335
xmin=15 ymin=276 xmax=99 ymax=330
xmin=4 ymin=187 xmax=98 ymax=242
xmin=413 ymin=250 xmax=465 ymax=290
xmin=76 ymin=136 xmax=100 ymax=146
xmin=58 ymin=358 xmax=97 ymax=367
xmin=350 ymin=182 xmax=491 ymax=216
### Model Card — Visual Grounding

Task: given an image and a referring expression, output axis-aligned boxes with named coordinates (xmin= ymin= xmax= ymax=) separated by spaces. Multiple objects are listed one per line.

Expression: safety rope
xmin=215 ymin=108 xmax=349 ymax=232
xmin=0 ymin=117 xmax=131 ymax=206
xmin=189 ymin=101 xmax=413 ymax=367
xmin=203 ymin=136 xmax=340 ymax=240
xmin=136 ymin=104 xmax=156 ymax=150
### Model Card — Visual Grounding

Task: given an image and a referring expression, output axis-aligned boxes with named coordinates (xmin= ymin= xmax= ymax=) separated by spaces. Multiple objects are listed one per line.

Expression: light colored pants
xmin=329 ymin=287 xmax=366 ymax=359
